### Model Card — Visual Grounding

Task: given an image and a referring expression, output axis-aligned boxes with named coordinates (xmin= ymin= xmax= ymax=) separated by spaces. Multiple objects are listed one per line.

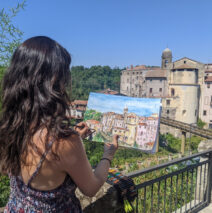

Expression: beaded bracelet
xmin=100 ymin=158 xmax=111 ymax=166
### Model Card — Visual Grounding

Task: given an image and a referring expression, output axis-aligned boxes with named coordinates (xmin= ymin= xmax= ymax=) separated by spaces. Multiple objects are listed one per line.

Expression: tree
xmin=197 ymin=118 xmax=206 ymax=129
xmin=0 ymin=0 xmax=26 ymax=66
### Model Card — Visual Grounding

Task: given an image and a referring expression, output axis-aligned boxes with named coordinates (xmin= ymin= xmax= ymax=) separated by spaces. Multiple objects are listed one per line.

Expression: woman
xmin=0 ymin=36 xmax=118 ymax=212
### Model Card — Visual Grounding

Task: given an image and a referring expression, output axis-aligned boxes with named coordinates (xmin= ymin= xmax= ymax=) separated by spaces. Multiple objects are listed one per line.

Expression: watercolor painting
xmin=84 ymin=92 xmax=161 ymax=153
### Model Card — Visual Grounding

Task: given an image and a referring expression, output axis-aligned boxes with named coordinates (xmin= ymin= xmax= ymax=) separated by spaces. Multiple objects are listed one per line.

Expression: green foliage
xmin=160 ymin=133 xmax=202 ymax=154
xmin=160 ymin=133 xmax=181 ymax=153
xmin=84 ymin=109 xmax=102 ymax=121
xmin=70 ymin=66 xmax=121 ymax=100
xmin=93 ymin=133 xmax=104 ymax=142
xmin=0 ymin=0 xmax=26 ymax=66
xmin=186 ymin=135 xmax=202 ymax=153
xmin=197 ymin=118 xmax=206 ymax=129
xmin=0 ymin=175 xmax=10 ymax=207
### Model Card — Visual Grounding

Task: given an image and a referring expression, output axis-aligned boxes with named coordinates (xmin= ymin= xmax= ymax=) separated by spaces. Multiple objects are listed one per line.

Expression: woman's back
xmin=5 ymin=131 xmax=82 ymax=212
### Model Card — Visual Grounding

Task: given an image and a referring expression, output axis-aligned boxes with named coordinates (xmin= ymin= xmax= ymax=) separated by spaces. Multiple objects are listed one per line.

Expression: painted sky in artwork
xmin=87 ymin=92 xmax=161 ymax=117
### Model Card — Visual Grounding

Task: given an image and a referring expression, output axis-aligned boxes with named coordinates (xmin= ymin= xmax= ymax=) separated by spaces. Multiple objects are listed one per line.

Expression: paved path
xmin=199 ymin=203 xmax=212 ymax=213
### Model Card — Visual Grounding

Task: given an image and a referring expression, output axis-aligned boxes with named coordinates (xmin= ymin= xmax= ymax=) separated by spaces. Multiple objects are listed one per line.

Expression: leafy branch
xmin=0 ymin=0 xmax=26 ymax=66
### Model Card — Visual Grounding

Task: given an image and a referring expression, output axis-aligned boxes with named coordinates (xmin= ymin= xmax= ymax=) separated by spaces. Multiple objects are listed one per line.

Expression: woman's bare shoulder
xmin=52 ymin=133 xmax=85 ymax=167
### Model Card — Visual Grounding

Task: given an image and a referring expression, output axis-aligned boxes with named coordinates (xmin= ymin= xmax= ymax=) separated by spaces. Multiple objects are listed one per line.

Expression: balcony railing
xmin=127 ymin=150 xmax=212 ymax=213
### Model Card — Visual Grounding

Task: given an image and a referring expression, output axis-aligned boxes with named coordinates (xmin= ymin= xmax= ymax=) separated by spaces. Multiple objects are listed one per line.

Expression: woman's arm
xmin=57 ymin=132 xmax=118 ymax=197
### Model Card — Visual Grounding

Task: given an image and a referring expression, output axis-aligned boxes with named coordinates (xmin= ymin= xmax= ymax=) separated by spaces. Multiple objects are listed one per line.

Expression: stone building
xmin=200 ymin=64 xmax=212 ymax=128
xmin=120 ymin=48 xmax=210 ymax=136
xmin=145 ymin=69 xmax=168 ymax=97
xmin=69 ymin=100 xmax=88 ymax=119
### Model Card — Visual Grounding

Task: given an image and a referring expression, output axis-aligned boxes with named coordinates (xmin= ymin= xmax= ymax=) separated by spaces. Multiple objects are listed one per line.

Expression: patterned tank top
xmin=4 ymin=141 xmax=82 ymax=213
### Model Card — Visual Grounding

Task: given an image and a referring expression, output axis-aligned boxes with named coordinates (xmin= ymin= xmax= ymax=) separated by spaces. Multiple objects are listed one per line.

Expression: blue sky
xmin=2 ymin=0 xmax=212 ymax=67
xmin=87 ymin=92 xmax=161 ymax=117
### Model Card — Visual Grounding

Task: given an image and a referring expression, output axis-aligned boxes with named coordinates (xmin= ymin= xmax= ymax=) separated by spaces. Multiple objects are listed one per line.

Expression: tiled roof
xmin=98 ymin=88 xmax=119 ymax=95
xmin=115 ymin=114 xmax=124 ymax=119
xmin=145 ymin=69 xmax=167 ymax=78
xmin=126 ymin=65 xmax=161 ymax=71
xmin=126 ymin=65 xmax=146 ymax=70
xmin=138 ymin=123 xmax=147 ymax=126
xmin=205 ymin=76 xmax=212 ymax=82
xmin=172 ymin=64 xmax=196 ymax=70
xmin=86 ymin=120 xmax=100 ymax=124
xmin=71 ymin=100 xmax=88 ymax=105
xmin=113 ymin=127 xmax=127 ymax=130
xmin=76 ymin=106 xmax=86 ymax=111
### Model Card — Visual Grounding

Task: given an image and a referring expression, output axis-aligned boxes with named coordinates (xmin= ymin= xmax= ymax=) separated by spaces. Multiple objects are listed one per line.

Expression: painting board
xmin=84 ymin=92 xmax=161 ymax=153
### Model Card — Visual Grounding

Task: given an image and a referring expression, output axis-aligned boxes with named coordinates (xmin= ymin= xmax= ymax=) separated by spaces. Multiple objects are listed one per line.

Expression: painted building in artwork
xmin=98 ymin=106 xmax=158 ymax=148
xmin=136 ymin=123 xmax=147 ymax=147
xmin=124 ymin=113 xmax=139 ymax=145
xmin=101 ymin=112 xmax=116 ymax=133
xmin=135 ymin=116 xmax=159 ymax=150
xmin=112 ymin=127 xmax=128 ymax=141
xmin=85 ymin=120 xmax=102 ymax=136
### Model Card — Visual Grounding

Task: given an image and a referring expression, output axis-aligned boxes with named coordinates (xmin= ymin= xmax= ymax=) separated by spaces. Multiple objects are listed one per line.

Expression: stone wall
xmin=76 ymin=182 xmax=124 ymax=213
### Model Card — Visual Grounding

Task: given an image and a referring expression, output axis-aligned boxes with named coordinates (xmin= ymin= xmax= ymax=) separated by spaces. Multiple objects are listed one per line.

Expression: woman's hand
xmin=74 ymin=122 xmax=91 ymax=139
xmin=102 ymin=135 xmax=119 ymax=161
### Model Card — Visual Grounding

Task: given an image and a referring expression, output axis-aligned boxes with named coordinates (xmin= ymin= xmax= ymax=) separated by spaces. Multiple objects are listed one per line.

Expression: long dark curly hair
xmin=0 ymin=36 xmax=75 ymax=176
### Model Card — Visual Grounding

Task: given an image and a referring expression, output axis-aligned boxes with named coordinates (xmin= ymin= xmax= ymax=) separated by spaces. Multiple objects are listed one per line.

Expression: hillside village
xmin=84 ymin=107 xmax=159 ymax=151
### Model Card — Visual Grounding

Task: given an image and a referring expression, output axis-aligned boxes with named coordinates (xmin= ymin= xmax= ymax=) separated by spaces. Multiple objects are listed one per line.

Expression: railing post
xmin=206 ymin=152 xmax=212 ymax=204
xmin=181 ymin=131 xmax=186 ymax=155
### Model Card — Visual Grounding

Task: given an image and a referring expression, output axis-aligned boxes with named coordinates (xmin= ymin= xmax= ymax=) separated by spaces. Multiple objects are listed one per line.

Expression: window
xmin=171 ymin=88 xmax=175 ymax=96
xmin=184 ymin=61 xmax=186 ymax=64
xmin=182 ymin=110 xmax=186 ymax=115
xmin=207 ymin=83 xmax=210 ymax=89
xmin=159 ymin=88 xmax=162 ymax=92
xmin=136 ymin=76 xmax=138 ymax=80
xmin=166 ymin=100 xmax=170 ymax=105
xmin=167 ymin=110 xmax=169 ymax=114
xmin=150 ymin=79 xmax=152 ymax=82
xmin=137 ymin=72 xmax=138 ymax=74
xmin=133 ymin=72 xmax=135 ymax=75
xmin=160 ymin=79 xmax=162 ymax=82
xmin=203 ymin=110 xmax=207 ymax=116
xmin=150 ymin=88 xmax=152 ymax=93
xmin=127 ymin=87 xmax=128 ymax=91
xmin=127 ymin=79 xmax=129 ymax=83
xmin=195 ymin=110 xmax=197 ymax=116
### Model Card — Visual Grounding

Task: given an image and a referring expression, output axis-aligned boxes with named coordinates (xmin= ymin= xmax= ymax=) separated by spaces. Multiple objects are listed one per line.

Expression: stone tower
xmin=161 ymin=48 xmax=172 ymax=68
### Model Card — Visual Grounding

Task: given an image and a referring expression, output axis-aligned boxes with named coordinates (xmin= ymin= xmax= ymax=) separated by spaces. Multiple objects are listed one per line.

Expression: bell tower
xmin=161 ymin=48 xmax=172 ymax=68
